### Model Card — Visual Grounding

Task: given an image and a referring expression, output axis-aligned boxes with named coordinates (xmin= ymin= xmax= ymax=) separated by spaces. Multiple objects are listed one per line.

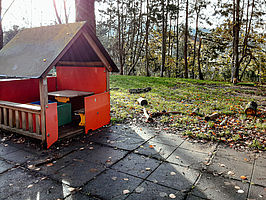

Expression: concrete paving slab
xmin=65 ymin=192 xmax=98 ymax=200
xmin=255 ymin=153 xmax=266 ymax=167
xmin=135 ymin=141 xmax=176 ymax=160
xmin=251 ymin=162 xmax=266 ymax=186
xmin=216 ymin=145 xmax=256 ymax=164
xmin=150 ymin=133 xmax=184 ymax=147
xmin=1 ymin=149 xmax=35 ymax=164
xmin=248 ymin=184 xmax=266 ymax=199
xmin=38 ymin=155 xmax=75 ymax=176
xmin=186 ymin=194 xmax=206 ymax=199
xmin=207 ymin=155 xmax=253 ymax=181
xmin=166 ymin=147 xmax=211 ymax=170
xmin=0 ymin=159 xmax=14 ymax=174
xmin=111 ymin=153 xmax=161 ymax=179
xmin=51 ymin=160 xmax=106 ymax=187
xmin=191 ymin=173 xmax=249 ymax=200
xmin=0 ymin=167 xmax=67 ymax=200
xmin=66 ymin=144 xmax=127 ymax=167
xmin=126 ymin=125 xmax=158 ymax=140
xmin=107 ymin=136 xmax=146 ymax=151
xmin=82 ymin=169 xmax=143 ymax=200
xmin=147 ymin=162 xmax=200 ymax=191
xmin=0 ymin=143 xmax=20 ymax=156
xmin=127 ymin=181 xmax=186 ymax=200
xmin=179 ymin=140 xmax=217 ymax=154
xmin=89 ymin=132 xmax=145 ymax=151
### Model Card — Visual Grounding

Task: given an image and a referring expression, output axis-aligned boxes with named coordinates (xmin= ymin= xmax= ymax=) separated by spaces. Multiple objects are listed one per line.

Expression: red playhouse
xmin=0 ymin=22 xmax=119 ymax=148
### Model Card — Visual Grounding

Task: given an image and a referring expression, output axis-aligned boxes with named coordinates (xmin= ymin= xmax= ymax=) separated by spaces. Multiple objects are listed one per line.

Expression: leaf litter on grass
xmin=110 ymin=75 xmax=265 ymax=151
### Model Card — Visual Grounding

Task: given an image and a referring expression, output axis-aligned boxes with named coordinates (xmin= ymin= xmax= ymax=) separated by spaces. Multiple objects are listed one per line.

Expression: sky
xmin=2 ymin=0 xmax=76 ymax=31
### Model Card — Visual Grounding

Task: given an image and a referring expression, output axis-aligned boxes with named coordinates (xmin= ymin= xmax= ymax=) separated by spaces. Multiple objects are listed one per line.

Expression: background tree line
xmin=97 ymin=0 xmax=265 ymax=83
xmin=0 ymin=0 xmax=265 ymax=83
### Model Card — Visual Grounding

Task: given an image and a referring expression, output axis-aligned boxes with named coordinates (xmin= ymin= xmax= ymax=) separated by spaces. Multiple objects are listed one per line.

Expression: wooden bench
xmin=74 ymin=108 xmax=85 ymax=127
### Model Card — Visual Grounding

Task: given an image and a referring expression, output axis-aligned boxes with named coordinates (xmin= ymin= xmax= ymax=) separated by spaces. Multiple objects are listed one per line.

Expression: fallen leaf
xmin=235 ymin=186 xmax=241 ymax=190
xmin=123 ymin=190 xmax=130 ymax=195
xmin=169 ymin=193 xmax=176 ymax=199
xmin=46 ymin=163 xmax=53 ymax=167
xmin=28 ymin=165 xmax=34 ymax=169
xmin=135 ymin=186 xmax=144 ymax=193
xmin=240 ymin=176 xmax=247 ymax=180
xmin=27 ymin=184 xmax=33 ymax=188
xmin=149 ymin=145 xmax=154 ymax=149
xmin=227 ymin=171 xmax=235 ymax=176
xmin=159 ymin=192 xmax=168 ymax=197
xmin=89 ymin=168 xmax=99 ymax=173
xmin=68 ymin=187 xmax=76 ymax=192
xmin=237 ymin=189 xmax=244 ymax=194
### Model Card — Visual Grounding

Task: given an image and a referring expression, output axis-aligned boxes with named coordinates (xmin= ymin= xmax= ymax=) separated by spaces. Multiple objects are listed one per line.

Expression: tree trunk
xmin=175 ymin=0 xmax=180 ymax=78
xmin=192 ymin=0 xmax=199 ymax=79
xmin=184 ymin=0 xmax=189 ymax=78
xmin=232 ymin=0 xmax=240 ymax=83
xmin=117 ymin=0 xmax=123 ymax=75
xmin=0 ymin=0 xmax=3 ymax=49
xmin=197 ymin=38 xmax=204 ymax=80
xmin=145 ymin=0 xmax=150 ymax=76
xmin=161 ymin=0 xmax=166 ymax=77
xmin=53 ymin=0 xmax=62 ymax=24
xmin=75 ymin=0 xmax=96 ymax=34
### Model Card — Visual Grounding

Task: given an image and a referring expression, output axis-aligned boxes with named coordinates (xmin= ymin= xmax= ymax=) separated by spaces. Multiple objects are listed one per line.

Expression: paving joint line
xmin=246 ymin=156 xmax=256 ymax=199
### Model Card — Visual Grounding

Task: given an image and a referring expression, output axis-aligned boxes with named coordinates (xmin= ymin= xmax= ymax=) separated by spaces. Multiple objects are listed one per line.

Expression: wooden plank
xmin=0 ymin=101 xmax=41 ymax=113
xmin=35 ymin=114 xmax=41 ymax=135
xmin=82 ymin=31 xmax=111 ymax=71
xmin=21 ymin=112 xmax=27 ymax=130
xmin=56 ymin=61 xmax=104 ymax=67
xmin=106 ymin=71 xmax=110 ymax=92
xmin=8 ymin=109 xmax=13 ymax=128
xmin=0 ymin=107 xmax=2 ymax=124
xmin=39 ymin=77 xmax=48 ymax=142
xmin=48 ymin=90 xmax=94 ymax=98
xmin=0 ymin=124 xmax=42 ymax=140
xmin=15 ymin=110 xmax=20 ymax=129
xmin=28 ymin=113 xmax=33 ymax=132
xmin=3 ymin=108 xmax=7 ymax=125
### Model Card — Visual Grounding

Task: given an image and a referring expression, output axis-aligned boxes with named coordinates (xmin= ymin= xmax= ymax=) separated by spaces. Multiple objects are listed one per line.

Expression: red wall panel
xmin=0 ymin=77 xmax=56 ymax=103
xmin=56 ymin=66 xmax=106 ymax=94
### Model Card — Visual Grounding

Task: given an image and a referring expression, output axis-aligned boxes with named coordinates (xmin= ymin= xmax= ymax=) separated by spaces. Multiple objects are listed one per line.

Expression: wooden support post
xmin=106 ymin=70 xmax=110 ymax=92
xmin=36 ymin=115 xmax=41 ymax=135
xmin=39 ymin=77 xmax=48 ymax=143
xmin=0 ymin=108 xmax=2 ymax=124
xmin=15 ymin=110 xmax=20 ymax=129
xmin=28 ymin=113 xmax=33 ymax=132
xmin=3 ymin=108 xmax=7 ymax=125
xmin=21 ymin=112 xmax=27 ymax=130
xmin=9 ymin=109 xmax=13 ymax=128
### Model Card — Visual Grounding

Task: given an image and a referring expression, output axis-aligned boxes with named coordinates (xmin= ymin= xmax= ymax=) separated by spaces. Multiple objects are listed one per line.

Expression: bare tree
xmin=75 ymin=0 xmax=96 ymax=33
xmin=184 ymin=0 xmax=189 ymax=78
xmin=0 ymin=0 xmax=3 ymax=49
xmin=53 ymin=0 xmax=62 ymax=24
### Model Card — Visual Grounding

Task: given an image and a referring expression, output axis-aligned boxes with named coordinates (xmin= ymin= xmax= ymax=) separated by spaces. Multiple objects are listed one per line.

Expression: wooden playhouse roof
xmin=0 ymin=21 xmax=119 ymax=79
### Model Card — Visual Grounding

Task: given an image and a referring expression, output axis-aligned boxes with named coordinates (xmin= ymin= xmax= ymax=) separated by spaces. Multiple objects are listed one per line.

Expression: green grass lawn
xmin=110 ymin=75 xmax=265 ymax=150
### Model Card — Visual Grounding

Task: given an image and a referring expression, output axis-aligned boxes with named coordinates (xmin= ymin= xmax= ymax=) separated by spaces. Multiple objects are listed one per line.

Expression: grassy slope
xmin=110 ymin=75 xmax=265 ymax=150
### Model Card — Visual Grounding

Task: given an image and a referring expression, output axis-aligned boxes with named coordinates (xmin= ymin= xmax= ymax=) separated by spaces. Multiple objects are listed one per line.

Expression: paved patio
xmin=0 ymin=124 xmax=265 ymax=200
